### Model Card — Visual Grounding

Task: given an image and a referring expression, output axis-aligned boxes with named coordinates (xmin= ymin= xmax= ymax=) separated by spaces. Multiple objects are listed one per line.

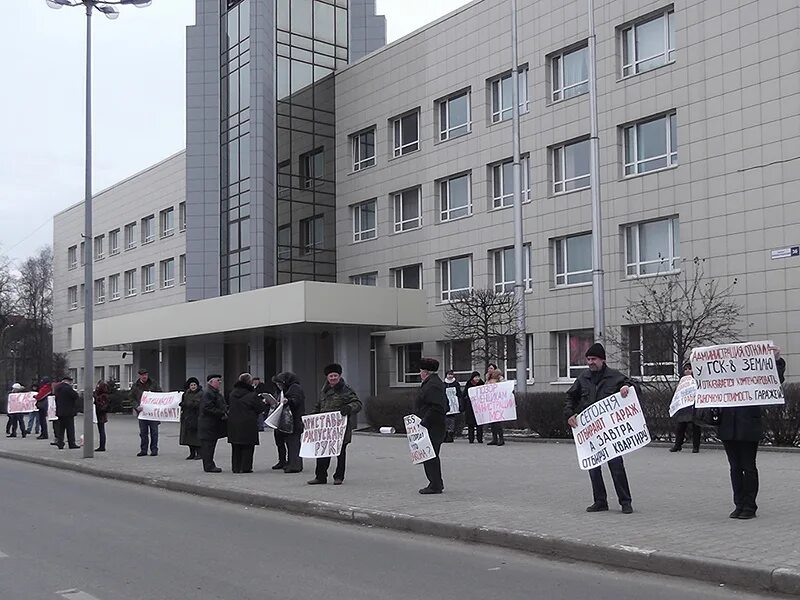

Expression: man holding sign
xmin=414 ymin=358 xmax=448 ymax=494
xmin=129 ymin=368 xmax=162 ymax=457
xmin=565 ymin=343 xmax=636 ymax=514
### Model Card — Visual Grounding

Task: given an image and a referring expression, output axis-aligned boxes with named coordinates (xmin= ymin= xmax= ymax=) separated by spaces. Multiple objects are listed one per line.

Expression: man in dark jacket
xmin=307 ymin=363 xmax=362 ymax=485
xmin=53 ymin=375 xmax=80 ymax=450
xmin=34 ymin=377 xmax=53 ymax=439
xmin=565 ymin=343 xmax=636 ymax=514
xmin=198 ymin=374 xmax=227 ymax=473
xmin=718 ymin=405 xmax=762 ymax=519
xmin=271 ymin=371 xmax=305 ymax=473
xmin=227 ymin=373 xmax=267 ymax=473
xmin=128 ymin=368 xmax=162 ymax=457
xmin=415 ymin=357 xmax=448 ymax=494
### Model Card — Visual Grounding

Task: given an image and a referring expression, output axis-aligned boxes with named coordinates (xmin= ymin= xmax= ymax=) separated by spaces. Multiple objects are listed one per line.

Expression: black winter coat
xmin=462 ymin=373 xmax=484 ymax=426
xmin=718 ymin=406 xmax=762 ymax=442
xmin=273 ymin=372 xmax=305 ymax=434
xmin=198 ymin=386 xmax=227 ymax=441
xmin=415 ymin=373 xmax=447 ymax=438
xmin=54 ymin=382 xmax=79 ymax=418
xmin=227 ymin=381 xmax=267 ymax=446
xmin=179 ymin=388 xmax=203 ymax=447
xmin=565 ymin=364 xmax=636 ymax=420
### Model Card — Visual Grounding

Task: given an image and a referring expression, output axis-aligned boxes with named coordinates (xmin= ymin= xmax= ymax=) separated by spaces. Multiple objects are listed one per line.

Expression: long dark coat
xmin=227 ymin=381 xmax=267 ymax=446
xmin=179 ymin=387 xmax=203 ymax=447
xmin=718 ymin=407 xmax=762 ymax=442
xmin=273 ymin=372 xmax=306 ymax=434
xmin=198 ymin=385 xmax=227 ymax=441
xmin=564 ymin=364 xmax=635 ymax=420
xmin=54 ymin=382 xmax=79 ymax=418
xmin=415 ymin=373 xmax=447 ymax=443
xmin=314 ymin=378 xmax=362 ymax=444
xmin=462 ymin=372 xmax=484 ymax=426
xmin=93 ymin=381 xmax=109 ymax=424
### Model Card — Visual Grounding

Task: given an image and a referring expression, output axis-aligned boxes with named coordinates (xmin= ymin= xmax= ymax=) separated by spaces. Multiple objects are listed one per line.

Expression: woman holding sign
xmin=485 ymin=364 xmax=505 ymax=446
xmin=670 ymin=363 xmax=702 ymax=453
xmin=719 ymin=406 xmax=762 ymax=520
xmin=462 ymin=372 xmax=485 ymax=443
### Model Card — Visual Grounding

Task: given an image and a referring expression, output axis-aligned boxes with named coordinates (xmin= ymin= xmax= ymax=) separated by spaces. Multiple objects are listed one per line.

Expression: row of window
xmin=348 ymin=7 xmax=675 ymax=172
xmin=67 ymin=255 xmax=186 ymax=309
xmin=350 ymin=216 xmax=679 ymax=298
xmin=67 ymin=203 xmax=186 ymax=271
xmin=394 ymin=321 xmax=678 ymax=385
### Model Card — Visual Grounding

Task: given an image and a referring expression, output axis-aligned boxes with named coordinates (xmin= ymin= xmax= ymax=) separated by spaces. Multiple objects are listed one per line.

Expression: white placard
xmin=668 ymin=376 xmax=697 ymax=417
xmin=403 ymin=414 xmax=435 ymax=464
xmin=137 ymin=391 xmax=182 ymax=422
xmin=300 ymin=411 xmax=347 ymax=458
xmin=47 ymin=396 xmax=57 ymax=421
xmin=467 ymin=381 xmax=517 ymax=426
xmin=7 ymin=392 xmax=37 ymax=414
xmin=445 ymin=387 xmax=460 ymax=415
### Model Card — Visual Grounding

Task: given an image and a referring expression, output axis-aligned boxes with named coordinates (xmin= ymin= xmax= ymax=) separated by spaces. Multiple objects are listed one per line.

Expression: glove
xmin=420 ymin=418 xmax=429 ymax=429
xmin=340 ymin=405 xmax=351 ymax=416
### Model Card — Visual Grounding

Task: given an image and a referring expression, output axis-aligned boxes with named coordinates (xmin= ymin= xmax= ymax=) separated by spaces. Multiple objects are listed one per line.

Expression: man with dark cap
xmin=53 ymin=374 xmax=80 ymax=450
xmin=307 ymin=363 xmax=362 ymax=485
xmin=198 ymin=374 xmax=226 ymax=473
xmin=34 ymin=376 xmax=53 ymax=439
xmin=129 ymin=368 xmax=162 ymax=457
xmin=565 ymin=342 xmax=636 ymax=514
xmin=415 ymin=357 xmax=448 ymax=494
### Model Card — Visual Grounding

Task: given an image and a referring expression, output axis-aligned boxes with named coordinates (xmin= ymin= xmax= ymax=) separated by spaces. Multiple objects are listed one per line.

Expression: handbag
xmin=696 ymin=407 xmax=720 ymax=429
xmin=278 ymin=404 xmax=294 ymax=434
xmin=265 ymin=400 xmax=284 ymax=430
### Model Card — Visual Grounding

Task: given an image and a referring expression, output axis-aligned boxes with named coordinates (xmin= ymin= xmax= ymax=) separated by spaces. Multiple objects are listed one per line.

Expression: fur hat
xmin=11 ymin=382 xmax=23 ymax=391
xmin=418 ymin=357 xmax=439 ymax=372
xmin=324 ymin=363 xmax=342 ymax=376
xmin=185 ymin=377 xmax=200 ymax=389
xmin=206 ymin=374 xmax=221 ymax=382
xmin=585 ymin=343 xmax=606 ymax=360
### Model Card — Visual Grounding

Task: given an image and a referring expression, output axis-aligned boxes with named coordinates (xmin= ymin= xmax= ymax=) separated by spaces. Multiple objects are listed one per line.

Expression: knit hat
xmin=324 ymin=363 xmax=342 ymax=376
xmin=206 ymin=374 xmax=221 ymax=382
xmin=585 ymin=343 xmax=606 ymax=360
xmin=418 ymin=357 xmax=439 ymax=372
xmin=11 ymin=383 xmax=23 ymax=391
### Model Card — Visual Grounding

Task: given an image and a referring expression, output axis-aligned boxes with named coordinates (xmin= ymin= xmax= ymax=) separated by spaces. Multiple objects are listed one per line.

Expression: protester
xmin=670 ymin=362 xmax=702 ymax=453
xmin=179 ymin=377 xmax=203 ymax=460
xmin=271 ymin=372 xmax=305 ymax=474
xmin=227 ymin=373 xmax=267 ymax=474
xmin=443 ymin=370 xmax=461 ymax=443
xmin=565 ymin=343 xmax=636 ymax=514
xmin=25 ymin=383 xmax=40 ymax=436
xmin=462 ymin=371 xmax=484 ymax=443
xmin=6 ymin=383 xmax=28 ymax=438
xmin=307 ymin=363 xmax=362 ymax=485
xmin=129 ymin=368 xmax=162 ymax=457
xmin=53 ymin=374 xmax=80 ymax=450
xmin=485 ymin=364 xmax=505 ymax=446
xmin=252 ymin=376 xmax=271 ymax=432
xmin=34 ymin=377 xmax=52 ymax=440
xmin=415 ymin=357 xmax=447 ymax=494
xmin=719 ymin=404 xmax=762 ymax=519
xmin=774 ymin=347 xmax=786 ymax=384
xmin=198 ymin=374 xmax=227 ymax=473
xmin=93 ymin=380 xmax=110 ymax=452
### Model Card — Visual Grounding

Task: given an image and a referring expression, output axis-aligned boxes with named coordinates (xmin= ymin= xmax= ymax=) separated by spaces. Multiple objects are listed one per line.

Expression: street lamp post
xmin=46 ymin=0 xmax=152 ymax=458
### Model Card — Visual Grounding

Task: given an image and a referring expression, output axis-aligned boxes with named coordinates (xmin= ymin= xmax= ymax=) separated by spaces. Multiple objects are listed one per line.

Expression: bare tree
xmin=443 ymin=288 xmax=519 ymax=374
xmin=14 ymin=247 xmax=54 ymax=383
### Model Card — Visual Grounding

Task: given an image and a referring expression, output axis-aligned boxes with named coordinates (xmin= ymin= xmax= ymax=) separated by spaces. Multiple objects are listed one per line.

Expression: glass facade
xmin=275 ymin=0 xmax=348 ymax=283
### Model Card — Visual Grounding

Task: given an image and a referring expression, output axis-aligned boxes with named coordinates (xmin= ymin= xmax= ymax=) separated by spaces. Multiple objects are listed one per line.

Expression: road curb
xmin=1 ymin=449 xmax=797 ymax=596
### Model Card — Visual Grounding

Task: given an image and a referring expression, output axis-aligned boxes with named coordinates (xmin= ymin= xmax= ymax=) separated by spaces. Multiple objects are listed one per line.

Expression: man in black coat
xmin=271 ymin=372 xmax=305 ymax=473
xmin=718 ymin=405 xmax=762 ymax=519
xmin=227 ymin=373 xmax=267 ymax=473
xmin=565 ymin=343 xmax=636 ymax=514
xmin=198 ymin=374 xmax=227 ymax=473
xmin=415 ymin=357 xmax=448 ymax=494
xmin=53 ymin=375 xmax=80 ymax=450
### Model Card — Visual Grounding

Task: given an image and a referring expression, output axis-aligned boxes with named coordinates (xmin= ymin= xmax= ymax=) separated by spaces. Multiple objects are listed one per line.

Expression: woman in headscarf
xmin=179 ymin=377 xmax=203 ymax=460
xmin=93 ymin=380 xmax=110 ymax=451
xmin=462 ymin=371 xmax=484 ymax=443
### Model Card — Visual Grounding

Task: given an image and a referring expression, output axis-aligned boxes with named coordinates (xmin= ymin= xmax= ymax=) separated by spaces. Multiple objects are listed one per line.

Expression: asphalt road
xmin=0 ymin=459 xmax=783 ymax=600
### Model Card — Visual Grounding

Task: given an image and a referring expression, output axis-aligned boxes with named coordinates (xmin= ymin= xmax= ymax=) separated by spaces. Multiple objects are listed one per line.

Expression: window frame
xmin=391 ymin=110 xmax=420 ymax=158
xmin=179 ymin=202 xmax=186 ymax=232
xmin=439 ymin=172 xmax=472 ymax=222
xmin=124 ymin=365 xmax=134 ymax=389
xmin=501 ymin=333 xmax=535 ymax=382
xmin=179 ymin=254 xmax=186 ymax=285
xmin=300 ymin=215 xmax=324 ymax=255
xmin=554 ymin=233 xmax=593 ymax=287
xmin=124 ymin=222 xmax=138 ymax=250
xmin=94 ymin=278 xmax=106 ymax=305
xmin=392 ymin=264 xmax=422 ymax=289
xmin=491 ymin=155 xmax=531 ymax=209
xmin=490 ymin=67 xmax=529 ymax=123
xmin=68 ymin=246 xmax=78 ymax=270
xmin=352 ymin=199 xmax=377 ymax=242
xmin=492 ymin=245 xmax=532 ymax=293
xmin=108 ymin=273 xmax=120 ymax=301
xmin=351 ymin=128 xmax=376 ymax=172
xmin=442 ymin=339 xmax=474 ymax=382
xmin=300 ymin=148 xmax=324 ymax=189
xmin=557 ymin=329 xmax=594 ymax=379
xmin=142 ymin=264 xmax=155 ymax=293
xmin=393 ymin=187 xmax=422 ymax=233
xmin=395 ymin=343 xmax=423 ymax=384
xmin=623 ymin=112 xmax=678 ymax=176
xmin=440 ymin=255 xmax=472 ymax=303
xmin=624 ymin=216 xmax=680 ymax=277
xmin=550 ymin=44 xmax=589 ymax=102
xmin=621 ymin=8 xmax=676 ymax=78
xmin=626 ymin=322 xmax=679 ymax=379
xmin=277 ymin=224 xmax=291 ymax=260
xmin=160 ymin=207 xmax=175 ymax=238
xmin=438 ymin=90 xmax=472 ymax=142
xmin=552 ymin=138 xmax=591 ymax=194
xmin=124 ymin=269 xmax=137 ymax=297
xmin=108 ymin=229 xmax=120 ymax=256
xmin=93 ymin=235 xmax=105 ymax=261
xmin=141 ymin=216 xmax=155 ymax=245
xmin=68 ymin=286 xmax=78 ymax=310
xmin=350 ymin=272 xmax=378 ymax=286
xmin=161 ymin=258 xmax=176 ymax=289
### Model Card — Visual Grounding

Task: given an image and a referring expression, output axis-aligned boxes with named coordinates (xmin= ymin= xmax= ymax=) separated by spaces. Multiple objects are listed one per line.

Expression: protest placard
xmin=7 ymin=392 xmax=37 ymax=414
xmin=300 ymin=411 xmax=347 ymax=458
xmin=138 ymin=391 xmax=182 ymax=422
xmin=467 ymin=381 xmax=517 ymax=426
xmin=571 ymin=387 xmax=650 ymax=471
xmin=47 ymin=396 xmax=56 ymax=421
xmin=403 ymin=414 xmax=435 ymax=464
xmin=690 ymin=341 xmax=784 ymax=408
xmin=668 ymin=376 xmax=697 ymax=417
xmin=446 ymin=387 xmax=460 ymax=415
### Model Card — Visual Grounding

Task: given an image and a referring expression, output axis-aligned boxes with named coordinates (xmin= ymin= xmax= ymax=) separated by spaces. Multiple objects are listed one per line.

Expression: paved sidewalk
xmin=1 ymin=416 xmax=799 ymax=595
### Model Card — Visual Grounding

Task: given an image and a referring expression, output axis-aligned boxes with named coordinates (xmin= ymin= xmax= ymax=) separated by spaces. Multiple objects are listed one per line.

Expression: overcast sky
xmin=0 ymin=0 xmax=472 ymax=264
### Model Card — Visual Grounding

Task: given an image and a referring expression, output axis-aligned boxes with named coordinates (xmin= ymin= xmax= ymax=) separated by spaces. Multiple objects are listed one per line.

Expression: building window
xmin=160 ymin=207 xmax=175 ymax=238
xmin=124 ymin=269 xmax=136 ymax=297
xmin=624 ymin=217 xmax=680 ymax=277
xmin=80 ymin=241 xmax=86 ymax=266
xmin=392 ymin=264 xmax=422 ymax=289
xmin=179 ymin=254 xmax=186 ymax=285
xmin=442 ymin=339 xmax=473 ymax=381
xmin=392 ymin=110 xmax=419 ymax=157
xmin=68 ymin=246 xmax=78 ymax=270
xmin=277 ymin=225 xmax=291 ymax=260
xmin=557 ymin=329 xmax=594 ymax=378
xmin=499 ymin=334 xmax=534 ymax=381
xmin=551 ymin=44 xmax=589 ymax=102
xmin=94 ymin=278 xmax=106 ymax=305
xmin=352 ymin=200 xmax=376 ymax=242
xmin=396 ymin=343 xmax=423 ymax=384
xmin=621 ymin=8 xmax=675 ymax=77
xmin=68 ymin=286 xmax=78 ymax=310
xmin=492 ymin=245 xmax=532 ymax=293
xmin=554 ymin=233 xmax=592 ymax=286
xmin=300 ymin=215 xmax=324 ymax=255
xmin=161 ymin=258 xmax=175 ymax=288
xmin=440 ymin=173 xmax=471 ymax=222
xmin=94 ymin=366 xmax=105 ymax=383
xmin=142 ymin=264 xmax=155 ymax=293
xmin=123 ymin=364 xmax=134 ymax=389
xmin=93 ymin=235 xmax=104 ymax=261
xmin=109 ymin=364 xmax=120 ymax=384
xmin=625 ymin=323 xmax=678 ymax=377
xmin=124 ymin=222 xmax=137 ymax=250
xmin=440 ymin=255 xmax=472 ymax=302
xmin=438 ymin=90 xmax=471 ymax=141
xmin=179 ymin=202 xmax=186 ymax=232
xmin=108 ymin=273 xmax=120 ymax=300
xmin=79 ymin=283 xmax=85 ymax=308
xmin=492 ymin=156 xmax=531 ymax=209
xmin=109 ymin=229 xmax=120 ymax=256
xmin=350 ymin=272 xmax=377 ymax=286
xmin=624 ymin=113 xmax=677 ymax=176
xmin=351 ymin=129 xmax=376 ymax=171
xmin=491 ymin=67 xmax=529 ymax=123
xmin=300 ymin=148 xmax=324 ymax=188
xmin=393 ymin=187 xmax=421 ymax=232
xmin=553 ymin=138 xmax=590 ymax=194
xmin=141 ymin=216 xmax=155 ymax=245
